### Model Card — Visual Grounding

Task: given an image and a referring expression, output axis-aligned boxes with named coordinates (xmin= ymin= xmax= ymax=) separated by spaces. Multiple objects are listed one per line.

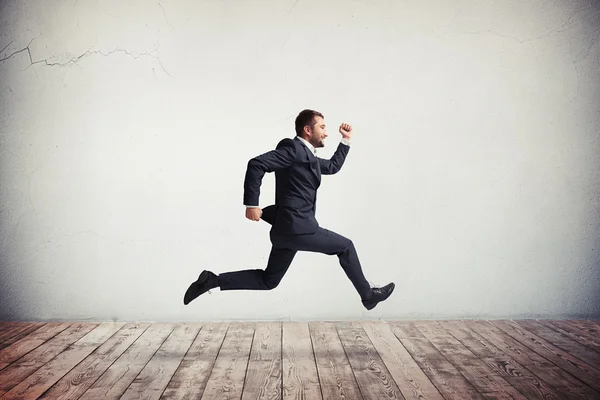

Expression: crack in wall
xmin=289 ymin=0 xmax=300 ymax=14
xmin=1 ymin=40 xmax=14 ymax=55
xmin=0 ymin=37 xmax=36 ymax=64
xmin=35 ymin=47 xmax=171 ymax=76
xmin=157 ymin=1 xmax=172 ymax=28
xmin=457 ymin=7 xmax=581 ymax=44
xmin=459 ymin=28 xmax=567 ymax=44
xmin=0 ymin=37 xmax=171 ymax=76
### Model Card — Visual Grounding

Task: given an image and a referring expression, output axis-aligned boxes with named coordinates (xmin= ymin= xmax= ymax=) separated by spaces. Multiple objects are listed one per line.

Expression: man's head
xmin=295 ymin=109 xmax=327 ymax=148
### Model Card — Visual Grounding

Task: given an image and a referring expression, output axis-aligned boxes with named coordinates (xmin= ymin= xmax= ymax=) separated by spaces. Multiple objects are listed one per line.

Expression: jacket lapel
xmin=302 ymin=143 xmax=321 ymax=183
xmin=294 ymin=137 xmax=321 ymax=183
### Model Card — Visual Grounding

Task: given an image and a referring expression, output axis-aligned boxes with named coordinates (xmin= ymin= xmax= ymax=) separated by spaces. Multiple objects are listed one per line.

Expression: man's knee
xmin=262 ymin=272 xmax=282 ymax=290
xmin=341 ymin=238 xmax=354 ymax=252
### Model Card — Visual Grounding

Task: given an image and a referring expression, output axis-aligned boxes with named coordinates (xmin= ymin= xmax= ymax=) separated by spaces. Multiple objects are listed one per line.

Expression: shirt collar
xmin=296 ymin=136 xmax=316 ymax=155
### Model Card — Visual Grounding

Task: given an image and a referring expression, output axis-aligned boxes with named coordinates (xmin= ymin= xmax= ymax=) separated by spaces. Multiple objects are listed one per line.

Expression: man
xmin=184 ymin=109 xmax=394 ymax=310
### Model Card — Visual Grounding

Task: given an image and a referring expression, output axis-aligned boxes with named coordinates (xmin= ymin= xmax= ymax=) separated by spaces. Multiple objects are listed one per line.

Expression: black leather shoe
xmin=184 ymin=270 xmax=219 ymax=305
xmin=362 ymin=282 xmax=395 ymax=310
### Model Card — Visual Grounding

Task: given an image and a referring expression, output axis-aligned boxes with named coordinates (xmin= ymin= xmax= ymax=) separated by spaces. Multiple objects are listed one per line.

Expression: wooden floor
xmin=0 ymin=320 xmax=599 ymax=399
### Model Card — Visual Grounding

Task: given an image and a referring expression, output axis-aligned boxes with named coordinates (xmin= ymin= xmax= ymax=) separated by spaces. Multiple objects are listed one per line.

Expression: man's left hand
xmin=339 ymin=123 xmax=353 ymax=139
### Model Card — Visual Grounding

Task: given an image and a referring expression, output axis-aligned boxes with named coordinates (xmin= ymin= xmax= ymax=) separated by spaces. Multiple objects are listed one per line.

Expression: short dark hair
xmin=295 ymin=109 xmax=324 ymax=136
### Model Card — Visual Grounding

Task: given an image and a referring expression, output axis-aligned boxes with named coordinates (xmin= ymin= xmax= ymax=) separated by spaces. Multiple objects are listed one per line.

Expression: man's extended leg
xmin=184 ymin=246 xmax=297 ymax=304
xmin=271 ymin=227 xmax=372 ymax=300
xmin=218 ymin=247 xmax=297 ymax=290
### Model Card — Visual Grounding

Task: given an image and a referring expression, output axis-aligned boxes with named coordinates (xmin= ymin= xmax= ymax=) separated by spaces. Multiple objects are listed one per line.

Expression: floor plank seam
xmin=240 ymin=325 xmax=256 ymax=398
xmin=418 ymin=321 xmax=488 ymax=400
xmin=496 ymin=320 xmax=600 ymax=397
xmin=333 ymin=322 xmax=366 ymax=400
xmin=201 ymin=323 xmax=231 ymax=399
xmin=159 ymin=323 xmax=203 ymax=399
xmin=123 ymin=323 xmax=175 ymax=398
xmin=307 ymin=322 xmax=326 ymax=400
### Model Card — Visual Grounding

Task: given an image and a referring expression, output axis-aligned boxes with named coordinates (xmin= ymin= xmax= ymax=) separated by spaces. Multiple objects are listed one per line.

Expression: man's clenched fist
xmin=246 ymin=207 xmax=262 ymax=221
xmin=339 ymin=123 xmax=353 ymax=139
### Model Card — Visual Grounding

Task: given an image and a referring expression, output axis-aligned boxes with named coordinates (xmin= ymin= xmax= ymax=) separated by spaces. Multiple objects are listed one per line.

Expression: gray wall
xmin=1 ymin=0 xmax=599 ymax=322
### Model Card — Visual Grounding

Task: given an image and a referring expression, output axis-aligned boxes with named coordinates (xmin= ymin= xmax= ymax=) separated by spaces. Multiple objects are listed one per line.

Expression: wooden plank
xmin=362 ymin=321 xmax=443 ymax=400
xmin=442 ymin=321 xmax=563 ymax=400
xmin=120 ymin=323 xmax=201 ymax=400
xmin=567 ymin=320 xmax=600 ymax=339
xmin=79 ymin=323 xmax=175 ymax=400
xmin=542 ymin=320 xmax=600 ymax=353
xmin=390 ymin=322 xmax=485 ymax=400
xmin=493 ymin=320 xmax=600 ymax=393
xmin=2 ymin=322 xmax=124 ymax=400
xmin=336 ymin=322 xmax=404 ymax=400
xmin=242 ymin=322 xmax=282 ymax=400
xmin=516 ymin=320 xmax=600 ymax=369
xmin=470 ymin=320 xmax=599 ymax=400
xmin=412 ymin=321 xmax=453 ymax=338
xmin=161 ymin=323 xmax=229 ymax=400
xmin=389 ymin=321 xmax=427 ymax=339
xmin=0 ymin=322 xmax=98 ymax=396
xmin=282 ymin=322 xmax=322 ymax=400
xmin=0 ymin=323 xmax=45 ymax=351
xmin=413 ymin=321 xmax=527 ymax=399
xmin=0 ymin=322 xmax=71 ymax=370
xmin=309 ymin=322 xmax=362 ymax=400
xmin=0 ymin=323 xmax=36 ymax=341
xmin=38 ymin=323 xmax=149 ymax=400
xmin=0 ymin=322 xmax=15 ymax=335
xmin=201 ymin=322 xmax=254 ymax=400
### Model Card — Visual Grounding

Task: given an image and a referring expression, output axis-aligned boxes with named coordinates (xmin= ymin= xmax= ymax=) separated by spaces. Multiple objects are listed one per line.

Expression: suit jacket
xmin=244 ymin=136 xmax=350 ymax=235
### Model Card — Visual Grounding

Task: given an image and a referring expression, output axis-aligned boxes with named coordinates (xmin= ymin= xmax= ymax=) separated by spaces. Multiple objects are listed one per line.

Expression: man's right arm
xmin=243 ymin=139 xmax=297 ymax=209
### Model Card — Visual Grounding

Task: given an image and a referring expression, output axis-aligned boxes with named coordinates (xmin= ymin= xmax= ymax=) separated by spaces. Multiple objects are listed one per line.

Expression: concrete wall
xmin=1 ymin=0 xmax=599 ymax=321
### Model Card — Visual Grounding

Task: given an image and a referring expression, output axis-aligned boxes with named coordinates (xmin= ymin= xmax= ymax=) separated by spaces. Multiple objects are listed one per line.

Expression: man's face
xmin=307 ymin=116 xmax=327 ymax=148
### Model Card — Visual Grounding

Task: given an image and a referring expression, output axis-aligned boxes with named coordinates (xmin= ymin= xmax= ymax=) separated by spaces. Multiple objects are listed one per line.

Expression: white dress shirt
xmin=245 ymin=136 xmax=351 ymax=208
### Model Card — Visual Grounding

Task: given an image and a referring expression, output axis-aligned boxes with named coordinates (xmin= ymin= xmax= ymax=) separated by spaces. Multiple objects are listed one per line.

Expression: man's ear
xmin=303 ymin=125 xmax=312 ymax=138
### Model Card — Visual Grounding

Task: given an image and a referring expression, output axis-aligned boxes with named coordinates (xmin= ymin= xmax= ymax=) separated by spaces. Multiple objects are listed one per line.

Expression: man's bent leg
xmin=218 ymin=247 xmax=296 ymax=290
xmin=273 ymin=228 xmax=372 ymax=300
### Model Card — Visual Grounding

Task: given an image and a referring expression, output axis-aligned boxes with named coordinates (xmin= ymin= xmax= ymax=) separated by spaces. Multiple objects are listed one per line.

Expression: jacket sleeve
xmin=243 ymin=139 xmax=297 ymax=206
xmin=317 ymin=142 xmax=350 ymax=175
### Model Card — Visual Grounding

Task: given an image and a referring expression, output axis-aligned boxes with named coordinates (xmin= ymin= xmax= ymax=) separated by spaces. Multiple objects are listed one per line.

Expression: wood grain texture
xmin=242 ymin=322 xmax=282 ymax=400
xmin=413 ymin=321 xmax=527 ymax=399
xmin=201 ymin=322 xmax=255 ymax=400
xmin=470 ymin=320 xmax=599 ymax=400
xmin=567 ymin=320 xmax=600 ymax=339
xmin=514 ymin=320 xmax=600 ymax=370
xmin=161 ymin=323 xmax=229 ymax=400
xmin=0 ymin=323 xmax=37 ymax=340
xmin=309 ymin=322 xmax=362 ymax=400
xmin=443 ymin=321 xmax=564 ymax=400
xmin=0 ymin=323 xmax=45 ymax=351
xmin=541 ymin=320 xmax=600 ymax=353
xmin=2 ymin=322 xmax=123 ymax=400
xmin=120 ymin=323 xmax=201 ymax=400
xmin=0 ymin=322 xmax=71 ymax=370
xmin=493 ymin=320 xmax=600 ymax=393
xmin=0 ymin=320 xmax=596 ymax=400
xmin=282 ymin=322 xmax=322 ymax=400
xmin=389 ymin=321 xmax=427 ymax=339
xmin=78 ymin=323 xmax=175 ymax=400
xmin=361 ymin=321 xmax=444 ymax=400
xmin=0 ymin=322 xmax=97 ymax=396
xmin=38 ymin=323 xmax=149 ymax=400
xmin=391 ymin=322 xmax=485 ymax=400
xmin=336 ymin=322 xmax=404 ymax=400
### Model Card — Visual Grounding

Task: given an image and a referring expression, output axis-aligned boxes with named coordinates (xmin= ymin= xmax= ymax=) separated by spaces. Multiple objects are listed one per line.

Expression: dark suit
xmin=218 ymin=136 xmax=372 ymax=300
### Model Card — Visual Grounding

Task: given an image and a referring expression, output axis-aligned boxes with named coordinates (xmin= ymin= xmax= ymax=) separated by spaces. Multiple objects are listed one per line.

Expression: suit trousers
xmin=218 ymin=227 xmax=372 ymax=300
